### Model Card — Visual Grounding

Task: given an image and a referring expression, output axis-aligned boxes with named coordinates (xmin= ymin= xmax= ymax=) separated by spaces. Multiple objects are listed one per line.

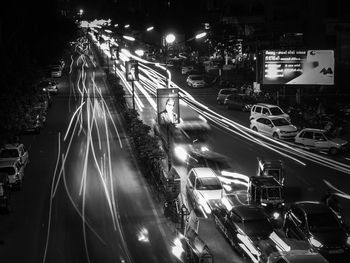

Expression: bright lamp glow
xmin=309 ymin=237 xmax=323 ymax=248
xmin=135 ymin=49 xmax=144 ymax=57
xmin=124 ymin=24 xmax=130 ymax=28
xmin=195 ymin=32 xmax=207 ymax=39
xmin=165 ymin=33 xmax=176 ymax=44
xmin=123 ymin=35 xmax=135 ymax=41
xmin=146 ymin=26 xmax=154 ymax=32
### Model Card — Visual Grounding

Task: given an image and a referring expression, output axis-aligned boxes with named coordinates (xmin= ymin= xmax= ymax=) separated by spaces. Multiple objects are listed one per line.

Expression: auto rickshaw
xmin=248 ymin=176 xmax=285 ymax=225
xmin=0 ymin=173 xmax=10 ymax=211
xmin=257 ymin=158 xmax=285 ymax=185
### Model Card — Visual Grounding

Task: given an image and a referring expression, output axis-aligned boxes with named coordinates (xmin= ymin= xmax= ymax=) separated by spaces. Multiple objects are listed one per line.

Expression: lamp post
xmin=165 ymin=33 xmax=176 ymax=88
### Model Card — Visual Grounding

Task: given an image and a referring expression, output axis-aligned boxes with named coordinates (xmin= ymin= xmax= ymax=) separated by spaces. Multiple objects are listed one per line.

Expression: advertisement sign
xmin=263 ymin=50 xmax=334 ymax=85
xmin=157 ymin=88 xmax=180 ymax=125
xmin=125 ymin=60 xmax=139 ymax=81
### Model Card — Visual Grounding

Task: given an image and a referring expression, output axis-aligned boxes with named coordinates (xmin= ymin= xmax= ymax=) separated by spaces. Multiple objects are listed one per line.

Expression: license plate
xmin=329 ymin=249 xmax=344 ymax=254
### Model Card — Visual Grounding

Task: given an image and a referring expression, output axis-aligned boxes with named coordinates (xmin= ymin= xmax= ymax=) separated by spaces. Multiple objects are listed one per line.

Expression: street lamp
xmin=146 ymin=26 xmax=154 ymax=32
xmin=123 ymin=35 xmax=135 ymax=41
xmin=165 ymin=33 xmax=176 ymax=88
xmin=124 ymin=24 xmax=130 ymax=29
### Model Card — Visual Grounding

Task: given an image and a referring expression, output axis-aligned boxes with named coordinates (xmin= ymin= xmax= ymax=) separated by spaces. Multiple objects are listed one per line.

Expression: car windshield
xmin=272 ymin=118 xmax=290 ymax=126
xmin=308 ymin=212 xmax=342 ymax=232
xmin=191 ymin=76 xmax=203 ymax=81
xmin=0 ymin=167 xmax=16 ymax=175
xmin=269 ymin=107 xmax=284 ymax=115
xmin=242 ymin=218 xmax=273 ymax=238
xmin=0 ymin=149 xmax=19 ymax=158
xmin=196 ymin=177 xmax=222 ymax=190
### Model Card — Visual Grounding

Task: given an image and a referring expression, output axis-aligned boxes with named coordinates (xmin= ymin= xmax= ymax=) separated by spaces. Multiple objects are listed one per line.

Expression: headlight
xmin=174 ymin=146 xmax=187 ymax=162
xmin=309 ymin=237 xmax=323 ymax=248
xmin=200 ymin=146 xmax=209 ymax=152
xmin=272 ymin=212 xmax=280 ymax=220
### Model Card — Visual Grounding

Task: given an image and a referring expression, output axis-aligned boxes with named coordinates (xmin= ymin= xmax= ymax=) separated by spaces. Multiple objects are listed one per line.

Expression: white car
xmin=294 ymin=128 xmax=348 ymax=154
xmin=186 ymin=167 xmax=224 ymax=212
xmin=250 ymin=116 xmax=298 ymax=139
xmin=182 ymin=65 xmax=194 ymax=74
xmin=250 ymin=103 xmax=290 ymax=122
xmin=186 ymin=75 xmax=206 ymax=88
xmin=0 ymin=159 xmax=24 ymax=188
xmin=0 ymin=143 xmax=29 ymax=167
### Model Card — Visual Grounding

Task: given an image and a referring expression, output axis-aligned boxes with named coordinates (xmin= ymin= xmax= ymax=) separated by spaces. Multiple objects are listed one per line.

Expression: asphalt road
xmin=0 ymin=52 xmax=177 ymax=263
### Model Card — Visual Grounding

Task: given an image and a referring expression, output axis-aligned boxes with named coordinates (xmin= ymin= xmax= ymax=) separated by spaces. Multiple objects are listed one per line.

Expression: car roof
xmin=219 ymin=88 xmax=237 ymax=92
xmin=293 ymin=201 xmax=331 ymax=214
xmin=3 ymin=143 xmax=21 ymax=149
xmin=232 ymin=205 xmax=267 ymax=220
xmin=192 ymin=167 xmax=218 ymax=178
xmin=255 ymin=103 xmax=280 ymax=108
xmin=299 ymin=128 xmax=326 ymax=133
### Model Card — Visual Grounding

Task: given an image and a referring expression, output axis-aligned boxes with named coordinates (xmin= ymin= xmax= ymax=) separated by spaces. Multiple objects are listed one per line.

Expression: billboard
xmin=125 ymin=60 xmax=139 ymax=81
xmin=157 ymin=88 xmax=180 ymax=125
xmin=262 ymin=50 xmax=334 ymax=85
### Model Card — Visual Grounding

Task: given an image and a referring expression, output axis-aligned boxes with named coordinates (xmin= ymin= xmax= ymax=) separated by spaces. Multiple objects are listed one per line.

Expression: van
xmin=250 ymin=103 xmax=290 ymax=121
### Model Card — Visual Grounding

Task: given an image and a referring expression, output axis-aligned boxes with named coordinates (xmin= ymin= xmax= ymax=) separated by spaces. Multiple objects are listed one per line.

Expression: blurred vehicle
xmin=187 ymin=75 xmax=206 ymax=88
xmin=0 ymin=173 xmax=10 ymax=210
xmin=186 ymin=167 xmax=224 ymax=213
xmin=186 ymin=150 xmax=234 ymax=176
xmin=283 ymin=201 xmax=350 ymax=260
xmin=268 ymin=250 xmax=329 ymax=263
xmin=38 ymin=79 xmax=58 ymax=95
xmin=257 ymin=158 xmax=285 ymax=185
xmin=250 ymin=116 xmax=298 ymax=139
xmin=294 ymin=128 xmax=348 ymax=155
xmin=213 ymin=204 xmax=282 ymax=262
xmin=250 ymin=103 xmax=290 ymax=122
xmin=181 ymin=65 xmax=194 ymax=74
xmin=0 ymin=159 xmax=24 ymax=189
xmin=224 ymin=93 xmax=256 ymax=112
xmin=216 ymin=88 xmax=238 ymax=104
xmin=50 ymin=66 xmax=62 ymax=78
xmin=0 ymin=143 xmax=29 ymax=167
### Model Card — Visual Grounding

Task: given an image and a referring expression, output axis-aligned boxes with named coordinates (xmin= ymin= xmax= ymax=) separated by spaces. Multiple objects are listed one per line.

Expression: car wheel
xmin=273 ymin=132 xmax=279 ymax=139
xmin=329 ymin=147 xmax=338 ymax=155
xmin=252 ymin=127 xmax=258 ymax=132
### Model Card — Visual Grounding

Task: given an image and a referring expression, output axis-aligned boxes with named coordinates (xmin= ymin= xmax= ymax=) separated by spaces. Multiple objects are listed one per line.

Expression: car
xmin=186 ymin=167 xmax=224 ymax=212
xmin=283 ymin=201 xmax=350 ymax=260
xmin=0 ymin=159 xmax=24 ymax=188
xmin=186 ymin=74 xmax=206 ymax=88
xmin=250 ymin=103 xmax=290 ymax=122
xmin=294 ymin=128 xmax=348 ymax=154
xmin=0 ymin=143 xmax=29 ymax=167
xmin=181 ymin=65 xmax=195 ymax=74
xmin=213 ymin=204 xmax=280 ymax=262
xmin=224 ymin=93 xmax=256 ymax=111
xmin=268 ymin=250 xmax=329 ymax=263
xmin=216 ymin=88 xmax=238 ymax=104
xmin=50 ymin=66 xmax=62 ymax=78
xmin=38 ymin=79 xmax=58 ymax=94
xmin=250 ymin=116 xmax=298 ymax=139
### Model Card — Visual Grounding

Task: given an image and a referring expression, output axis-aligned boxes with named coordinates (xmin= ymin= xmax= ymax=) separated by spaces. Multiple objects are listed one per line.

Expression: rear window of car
xmin=196 ymin=177 xmax=222 ymax=190
xmin=0 ymin=149 xmax=19 ymax=158
xmin=0 ymin=167 xmax=16 ymax=175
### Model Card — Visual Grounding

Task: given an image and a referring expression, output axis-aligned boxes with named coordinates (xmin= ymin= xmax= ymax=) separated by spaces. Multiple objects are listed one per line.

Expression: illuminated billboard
xmin=157 ymin=88 xmax=180 ymax=125
xmin=263 ymin=50 xmax=334 ymax=85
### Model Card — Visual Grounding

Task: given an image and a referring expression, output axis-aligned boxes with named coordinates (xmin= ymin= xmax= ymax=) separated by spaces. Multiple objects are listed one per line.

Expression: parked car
xmin=186 ymin=167 xmax=224 ymax=212
xmin=268 ymin=250 xmax=329 ymax=263
xmin=181 ymin=65 xmax=195 ymax=74
xmin=0 ymin=143 xmax=29 ymax=167
xmin=250 ymin=116 xmax=298 ymax=139
xmin=0 ymin=159 xmax=24 ymax=189
xmin=186 ymin=75 xmax=206 ymax=88
xmin=38 ymin=79 xmax=58 ymax=94
xmin=294 ymin=128 xmax=348 ymax=154
xmin=216 ymin=88 xmax=238 ymax=104
xmin=250 ymin=103 xmax=290 ymax=122
xmin=224 ymin=93 xmax=256 ymax=112
xmin=50 ymin=66 xmax=62 ymax=78
xmin=283 ymin=201 xmax=350 ymax=260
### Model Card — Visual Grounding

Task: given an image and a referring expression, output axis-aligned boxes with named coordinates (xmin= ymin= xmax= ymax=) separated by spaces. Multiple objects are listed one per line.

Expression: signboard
xmin=263 ymin=50 xmax=334 ymax=85
xmin=125 ymin=60 xmax=139 ymax=81
xmin=157 ymin=88 xmax=180 ymax=125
